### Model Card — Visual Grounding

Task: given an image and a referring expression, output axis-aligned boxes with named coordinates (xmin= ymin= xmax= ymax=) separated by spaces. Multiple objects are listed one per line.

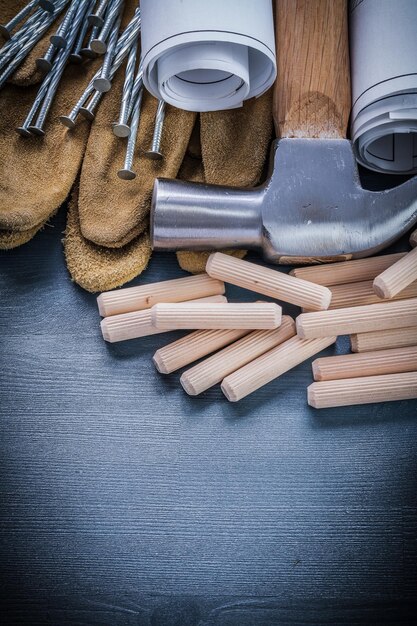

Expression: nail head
xmin=113 ymin=123 xmax=130 ymax=138
xmin=117 ymin=169 xmax=136 ymax=180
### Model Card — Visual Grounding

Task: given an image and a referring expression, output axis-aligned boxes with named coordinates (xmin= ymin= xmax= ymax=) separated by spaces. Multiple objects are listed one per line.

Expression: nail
xmin=87 ymin=0 xmax=109 ymax=28
xmin=113 ymin=38 xmax=138 ymax=137
xmin=90 ymin=0 xmax=123 ymax=54
xmin=16 ymin=65 xmax=55 ymax=136
xmin=93 ymin=11 xmax=121 ymax=92
xmin=118 ymin=87 xmax=143 ymax=180
xmin=36 ymin=42 xmax=57 ymax=73
xmin=49 ymin=0 xmax=80 ymax=48
xmin=60 ymin=7 xmax=141 ymax=127
xmin=69 ymin=0 xmax=95 ymax=62
xmin=145 ymin=100 xmax=166 ymax=160
xmin=79 ymin=89 xmax=103 ymax=119
xmin=0 ymin=0 xmax=39 ymax=40
xmin=28 ymin=1 xmax=88 ymax=133
xmin=0 ymin=3 xmax=65 ymax=90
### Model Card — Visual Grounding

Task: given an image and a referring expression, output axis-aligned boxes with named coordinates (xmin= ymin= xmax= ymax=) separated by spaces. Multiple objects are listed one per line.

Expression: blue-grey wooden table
xmin=1 ymin=201 xmax=416 ymax=625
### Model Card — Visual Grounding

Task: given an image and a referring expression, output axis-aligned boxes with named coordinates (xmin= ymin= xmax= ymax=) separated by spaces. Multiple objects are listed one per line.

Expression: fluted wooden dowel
xmin=289 ymin=253 xmax=406 ymax=286
xmin=373 ymin=247 xmax=417 ymax=299
xmin=97 ymin=273 xmax=225 ymax=316
xmin=296 ymin=298 xmax=417 ymax=339
xmin=221 ymin=335 xmax=336 ymax=402
xmin=151 ymin=302 xmax=282 ymax=330
xmin=312 ymin=346 xmax=417 ymax=381
xmin=410 ymin=229 xmax=417 ymax=248
xmin=101 ymin=295 xmax=227 ymax=343
xmin=153 ymin=328 xmax=250 ymax=374
xmin=350 ymin=326 xmax=417 ymax=353
xmin=308 ymin=372 xmax=417 ymax=408
xmin=319 ymin=279 xmax=417 ymax=311
xmin=181 ymin=316 xmax=296 ymax=396
xmin=206 ymin=252 xmax=331 ymax=311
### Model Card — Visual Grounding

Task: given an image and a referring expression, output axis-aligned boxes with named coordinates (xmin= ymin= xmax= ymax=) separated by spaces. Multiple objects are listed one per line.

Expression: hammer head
xmin=151 ymin=138 xmax=417 ymax=262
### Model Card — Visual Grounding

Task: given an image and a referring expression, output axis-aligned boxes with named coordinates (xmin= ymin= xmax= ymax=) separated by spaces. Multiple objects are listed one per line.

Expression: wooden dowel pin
xmin=350 ymin=326 xmax=417 ymax=353
xmin=221 ymin=335 xmax=336 ymax=402
xmin=373 ymin=247 xmax=417 ymax=299
xmin=151 ymin=302 xmax=282 ymax=331
xmin=296 ymin=298 xmax=417 ymax=339
xmin=97 ymin=273 xmax=225 ymax=316
xmin=206 ymin=252 xmax=331 ymax=311
xmin=101 ymin=295 xmax=227 ymax=343
xmin=321 ymin=279 xmax=417 ymax=311
xmin=308 ymin=372 xmax=417 ymax=409
xmin=312 ymin=346 xmax=417 ymax=381
xmin=289 ymin=252 xmax=406 ymax=286
xmin=153 ymin=329 xmax=250 ymax=374
xmin=181 ymin=316 xmax=296 ymax=396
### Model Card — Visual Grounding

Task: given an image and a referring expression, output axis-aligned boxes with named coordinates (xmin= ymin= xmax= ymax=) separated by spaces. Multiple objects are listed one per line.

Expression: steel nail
xmin=118 ymin=87 xmax=143 ymax=180
xmin=36 ymin=42 xmax=57 ymax=72
xmin=113 ymin=38 xmax=138 ymax=137
xmin=50 ymin=0 xmax=80 ymax=48
xmin=80 ymin=24 xmax=99 ymax=58
xmin=90 ymin=0 xmax=124 ymax=55
xmin=0 ymin=0 xmax=39 ymax=40
xmin=87 ymin=0 xmax=109 ymax=28
xmin=93 ymin=11 xmax=121 ymax=92
xmin=145 ymin=100 xmax=166 ymax=160
xmin=29 ymin=1 xmax=88 ymax=133
xmin=0 ymin=3 xmax=66 ymax=90
xmin=69 ymin=0 xmax=95 ymax=62
xmin=79 ymin=89 xmax=103 ymax=119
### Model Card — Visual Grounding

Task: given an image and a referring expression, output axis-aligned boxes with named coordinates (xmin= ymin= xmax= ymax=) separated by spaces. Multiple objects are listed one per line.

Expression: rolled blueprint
xmin=350 ymin=0 xmax=417 ymax=174
xmin=140 ymin=0 xmax=276 ymax=112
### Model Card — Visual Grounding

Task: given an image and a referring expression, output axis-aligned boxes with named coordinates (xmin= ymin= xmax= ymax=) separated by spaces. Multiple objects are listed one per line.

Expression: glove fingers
xmin=0 ymin=62 xmax=97 ymax=232
xmin=0 ymin=220 xmax=48 ymax=250
xmin=64 ymin=182 xmax=151 ymax=293
xmin=200 ymin=88 xmax=273 ymax=187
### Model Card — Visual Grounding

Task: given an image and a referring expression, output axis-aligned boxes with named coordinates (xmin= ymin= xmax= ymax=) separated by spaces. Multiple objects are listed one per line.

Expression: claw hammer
xmin=151 ymin=0 xmax=417 ymax=263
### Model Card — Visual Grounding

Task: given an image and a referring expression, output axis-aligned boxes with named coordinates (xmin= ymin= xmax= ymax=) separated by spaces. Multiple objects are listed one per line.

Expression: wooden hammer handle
xmin=274 ymin=0 xmax=351 ymax=139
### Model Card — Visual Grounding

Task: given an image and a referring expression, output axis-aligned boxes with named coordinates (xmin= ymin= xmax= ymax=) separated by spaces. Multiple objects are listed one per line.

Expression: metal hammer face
xmin=151 ymin=138 xmax=417 ymax=263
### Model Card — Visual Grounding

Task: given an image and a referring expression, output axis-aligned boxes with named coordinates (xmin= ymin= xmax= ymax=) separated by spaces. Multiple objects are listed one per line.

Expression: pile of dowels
xmin=97 ymin=230 xmax=417 ymax=408
xmin=1 ymin=1 xmax=162 ymax=178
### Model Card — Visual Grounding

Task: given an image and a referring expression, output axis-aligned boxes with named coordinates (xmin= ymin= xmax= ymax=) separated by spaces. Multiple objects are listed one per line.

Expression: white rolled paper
xmin=140 ymin=0 xmax=276 ymax=112
xmin=350 ymin=0 xmax=417 ymax=175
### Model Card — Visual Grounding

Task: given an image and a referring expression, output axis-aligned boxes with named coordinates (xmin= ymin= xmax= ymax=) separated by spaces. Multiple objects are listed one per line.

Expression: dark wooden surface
xmin=1 ymin=210 xmax=416 ymax=626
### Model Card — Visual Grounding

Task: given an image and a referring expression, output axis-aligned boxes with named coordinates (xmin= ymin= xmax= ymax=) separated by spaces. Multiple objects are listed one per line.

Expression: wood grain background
xmin=1 ymin=207 xmax=416 ymax=625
